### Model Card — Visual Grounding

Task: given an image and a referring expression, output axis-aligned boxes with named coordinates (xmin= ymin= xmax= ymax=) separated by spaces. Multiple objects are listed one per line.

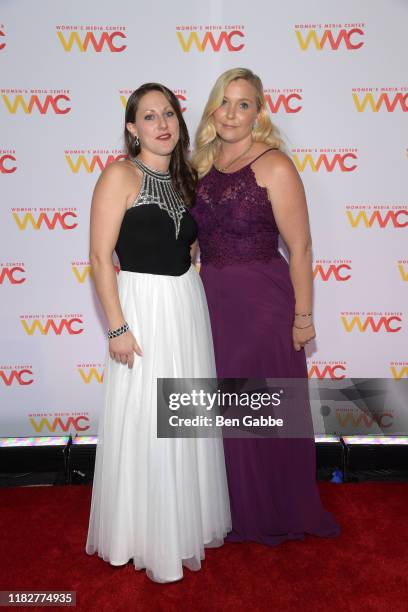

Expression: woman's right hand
xmin=109 ymin=330 xmax=143 ymax=368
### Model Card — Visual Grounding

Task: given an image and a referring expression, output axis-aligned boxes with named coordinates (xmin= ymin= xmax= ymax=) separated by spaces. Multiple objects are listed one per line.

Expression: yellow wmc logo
xmin=72 ymin=263 xmax=119 ymax=283
xmin=390 ymin=366 xmax=408 ymax=380
xmin=65 ymin=153 xmax=126 ymax=173
xmin=176 ymin=29 xmax=244 ymax=52
xmin=398 ymin=264 xmax=408 ymax=281
xmin=78 ymin=367 xmax=104 ymax=384
xmin=56 ymin=30 xmax=127 ymax=52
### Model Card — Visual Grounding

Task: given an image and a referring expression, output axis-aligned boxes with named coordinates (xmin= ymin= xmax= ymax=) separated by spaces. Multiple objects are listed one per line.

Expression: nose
xmin=225 ymin=103 xmax=236 ymax=120
xmin=158 ymin=113 xmax=169 ymax=129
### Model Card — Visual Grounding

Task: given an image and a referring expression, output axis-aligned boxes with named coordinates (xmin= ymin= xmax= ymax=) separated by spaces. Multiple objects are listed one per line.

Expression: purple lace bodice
xmin=192 ymin=163 xmax=280 ymax=268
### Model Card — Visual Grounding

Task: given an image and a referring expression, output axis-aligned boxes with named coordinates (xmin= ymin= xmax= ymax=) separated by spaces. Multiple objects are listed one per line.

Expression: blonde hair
xmin=192 ymin=68 xmax=283 ymax=178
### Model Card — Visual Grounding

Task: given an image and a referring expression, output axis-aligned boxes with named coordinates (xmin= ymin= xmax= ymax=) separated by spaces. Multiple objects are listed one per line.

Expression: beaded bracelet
xmin=107 ymin=322 xmax=129 ymax=339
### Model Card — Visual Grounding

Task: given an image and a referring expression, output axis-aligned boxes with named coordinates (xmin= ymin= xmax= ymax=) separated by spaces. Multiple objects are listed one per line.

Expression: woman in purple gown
xmin=191 ymin=68 xmax=340 ymax=545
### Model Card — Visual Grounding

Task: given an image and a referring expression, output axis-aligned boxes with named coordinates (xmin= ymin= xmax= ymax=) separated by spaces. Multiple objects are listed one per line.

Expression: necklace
xmin=136 ymin=156 xmax=170 ymax=176
xmin=215 ymin=141 xmax=254 ymax=172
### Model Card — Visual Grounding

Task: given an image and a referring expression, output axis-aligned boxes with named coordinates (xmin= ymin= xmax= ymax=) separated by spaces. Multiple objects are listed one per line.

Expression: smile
xmin=156 ymin=133 xmax=172 ymax=140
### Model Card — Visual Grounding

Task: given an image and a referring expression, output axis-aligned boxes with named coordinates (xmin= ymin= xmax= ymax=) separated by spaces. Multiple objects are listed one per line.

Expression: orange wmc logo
xmin=1 ymin=89 xmax=71 ymax=114
xmin=346 ymin=206 xmax=408 ymax=228
xmin=308 ymin=362 xmax=347 ymax=379
xmin=65 ymin=150 xmax=126 ymax=173
xmin=341 ymin=312 xmax=402 ymax=333
xmin=20 ymin=314 xmax=84 ymax=336
xmin=78 ymin=364 xmax=105 ymax=384
xmin=119 ymin=89 xmax=187 ymax=112
xmin=292 ymin=149 xmax=358 ymax=172
xmin=390 ymin=362 xmax=408 ymax=380
xmin=352 ymin=88 xmax=408 ymax=112
xmin=313 ymin=261 xmax=352 ymax=281
xmin=12 ymin=208 xmax=78 ymax=230
xmin=0 ymin=151 xmax=16 ymax=173
xmin=56 ymin=26 xmax=127 ymax=52
xmin=0 ymin=366 xmax=33 ymax=386
xmin=0 ymin=263 xmax=26 ymax=284
xmin=264 ymin=89 xmax=302 ymax=114
xmin=72 ymin=261 xmax=120 ymax=283
xmin=295 ymin=24 xmax=365 ymax=50
xmin=176 ymin=26 xmax=245 ymax=52
xmin=30 ymin=414 xmax=90 ymax=433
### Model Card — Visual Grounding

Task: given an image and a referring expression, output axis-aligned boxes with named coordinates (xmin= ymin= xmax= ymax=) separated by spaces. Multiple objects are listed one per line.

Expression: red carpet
xmin=1 ymin=483 xmax=407 ymax=611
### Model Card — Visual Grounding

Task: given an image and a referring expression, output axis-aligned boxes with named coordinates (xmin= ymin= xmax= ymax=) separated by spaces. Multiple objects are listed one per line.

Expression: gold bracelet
xmin=293 ymin=322 xmax=313 ymax=329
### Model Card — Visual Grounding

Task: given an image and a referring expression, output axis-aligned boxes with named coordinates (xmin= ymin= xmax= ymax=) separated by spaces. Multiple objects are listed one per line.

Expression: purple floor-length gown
xmin=192 ymin=150 xmax=340 ymax=545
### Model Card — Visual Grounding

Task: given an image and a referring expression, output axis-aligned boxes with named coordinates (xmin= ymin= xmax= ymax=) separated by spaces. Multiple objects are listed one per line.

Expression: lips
xmin=156 ymin=133 xmax=172 ymax=140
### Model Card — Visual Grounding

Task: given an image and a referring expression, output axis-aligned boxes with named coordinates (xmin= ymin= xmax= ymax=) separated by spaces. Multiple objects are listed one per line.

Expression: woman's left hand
xmin=293 ymin=323 xmax=316 ymax=351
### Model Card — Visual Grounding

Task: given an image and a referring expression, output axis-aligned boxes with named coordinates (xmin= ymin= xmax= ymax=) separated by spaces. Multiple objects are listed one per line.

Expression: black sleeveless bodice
xmin=115 ymin=158 xmax=197 ymax=276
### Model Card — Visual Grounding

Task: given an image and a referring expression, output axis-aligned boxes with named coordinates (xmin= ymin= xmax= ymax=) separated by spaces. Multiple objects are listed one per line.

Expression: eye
xmin=240 ymin=102 xmax=249 ymax=110
xmin=166 ymin=110 xmax=175 ymax=117
xmin=221 ymin=98 xmax=228 ymax=105
xmin=144 ymin=113 xmax=155 ymax=120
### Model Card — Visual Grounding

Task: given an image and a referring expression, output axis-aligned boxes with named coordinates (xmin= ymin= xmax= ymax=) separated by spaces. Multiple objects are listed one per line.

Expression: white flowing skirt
xmin=85 ymin=264 xmax=231 ymax=583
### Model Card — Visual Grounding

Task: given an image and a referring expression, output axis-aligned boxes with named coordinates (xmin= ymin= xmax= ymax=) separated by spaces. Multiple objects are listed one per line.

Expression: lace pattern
xmin=192 ymin=165 xmax=280 ymax=268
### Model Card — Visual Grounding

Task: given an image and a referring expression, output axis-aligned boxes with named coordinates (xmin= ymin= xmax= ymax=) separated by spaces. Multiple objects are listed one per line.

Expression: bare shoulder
xmin=97 ymin=158 xmax=140 ymax=187
xmin=252 ymin=149 xmax=299 ymax=186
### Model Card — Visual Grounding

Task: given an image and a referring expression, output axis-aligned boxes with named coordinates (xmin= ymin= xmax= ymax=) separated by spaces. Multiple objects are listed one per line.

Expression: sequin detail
xmin=131 ymin=157 xmax=186 ymax=238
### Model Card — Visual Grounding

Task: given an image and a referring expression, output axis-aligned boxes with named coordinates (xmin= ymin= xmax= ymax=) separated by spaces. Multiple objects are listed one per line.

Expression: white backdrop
xmin=1 ymin=0 xmax=407 ymax=438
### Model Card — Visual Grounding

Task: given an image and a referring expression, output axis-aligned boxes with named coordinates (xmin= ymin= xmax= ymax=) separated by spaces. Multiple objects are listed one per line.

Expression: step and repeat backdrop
xmin=1 ymin=1 xmax=407 ymax=438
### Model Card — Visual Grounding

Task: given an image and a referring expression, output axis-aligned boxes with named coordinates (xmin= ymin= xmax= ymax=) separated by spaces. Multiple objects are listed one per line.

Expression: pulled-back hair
xmin=124 ymin=83 xmax=197 ymax=205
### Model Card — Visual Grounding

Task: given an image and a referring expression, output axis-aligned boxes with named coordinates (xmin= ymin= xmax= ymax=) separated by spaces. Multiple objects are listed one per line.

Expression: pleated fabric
xmin=85 ymin=264 xmax=231 ymax=583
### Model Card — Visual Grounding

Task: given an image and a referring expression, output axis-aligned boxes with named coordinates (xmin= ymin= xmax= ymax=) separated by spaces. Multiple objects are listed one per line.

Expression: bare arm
xmin=89 ymin=161 xmax=142 ymax=365
xmin=190 ymin=239 xmax=199 ymax=266
xmin=254 ymin=151 xmax=315 ymax=350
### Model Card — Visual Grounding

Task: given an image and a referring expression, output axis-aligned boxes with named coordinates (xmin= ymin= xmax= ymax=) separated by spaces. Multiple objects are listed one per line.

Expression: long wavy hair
xmin=124 ymin=83 xmax=197 ymax=205
xmin=192 ymin=68 xmax=283 ymax=178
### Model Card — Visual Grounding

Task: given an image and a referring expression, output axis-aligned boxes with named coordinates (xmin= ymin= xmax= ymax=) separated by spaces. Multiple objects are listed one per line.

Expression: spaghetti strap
xmin=250 ymin=147 xmax=279 ymax=164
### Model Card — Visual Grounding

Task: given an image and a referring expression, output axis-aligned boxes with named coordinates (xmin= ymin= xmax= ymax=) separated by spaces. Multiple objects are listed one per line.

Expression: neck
xmin=218 ymin=135 xmax=253 ymax=161
xmin=138 ymin=151 xmax=171 ymax=172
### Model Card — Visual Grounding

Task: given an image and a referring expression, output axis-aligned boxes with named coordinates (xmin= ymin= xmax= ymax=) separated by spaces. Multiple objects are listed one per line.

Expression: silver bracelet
xmin=107 ymin=322 xmax=129 ymax=339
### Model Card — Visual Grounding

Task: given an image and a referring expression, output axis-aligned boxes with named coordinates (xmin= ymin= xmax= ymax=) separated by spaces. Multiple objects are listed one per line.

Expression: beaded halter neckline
xmin=131 ymin=157 xmax=185 ymax=238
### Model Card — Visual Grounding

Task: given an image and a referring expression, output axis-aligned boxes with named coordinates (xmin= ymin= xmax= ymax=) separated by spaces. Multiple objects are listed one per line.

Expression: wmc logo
xmin=264 ymin=89 xmax=302 ymax=113
xmin=308 ymin=361 xmax=347 ymax=379
xmin=120 ymin=89 xmax=187 ymax=112
xmin=65 ymin=150 xmax=126 ymax=173
xmin=0 ymin=366 xmax=33 ymax=386
xmin=12 ymin=208 xmax=78 ymax=230
xmin=313 ymin=261 xmax=352 ymax=281
xmin=346 ymin=206 xmax=408 ymax=228
xmin=0 ymin=150 xmax=16 ymax=173
xmin=77 ymin=363 xmax=105 ymax=384
xmin=341 ymin=312 xmax=402 ymax=333
xmin=352 ymin=88 xmax=408 ymax=112
xmin=1 ymin=89 xmax=71 ymax=114
xmin=0 ymin=26 xmax=6 ymax=50
xmin=30 ymin=413 xmax=90 ymax=433
xmin=335 ymin=409 xmax=393 ymax=429
xmin=294 ymin=23 xmax=365 ymax=50
xmin=0 ymin=263 xmax=26 ymax=284
xmin=72 ymin=261 xmax=120 ymax=283
xmin=390 ymin=362 xmax=408 ymax=379
xmin=292 ymin=149 xmax=358 ymax=172
xmin=176 ymin=25 xmax=245 ymax=52
xmin=56 ymin=26 xmax=127 ymax=52
xmin=398 ymin=261 xmax=408 ymax=281
xmin=20 ymin=314 xmax=84 ymax=335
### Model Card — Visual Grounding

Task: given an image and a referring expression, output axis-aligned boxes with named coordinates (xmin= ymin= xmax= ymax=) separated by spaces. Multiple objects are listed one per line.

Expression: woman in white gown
xmin=85 ymin=82 xmax=231 ymax=583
